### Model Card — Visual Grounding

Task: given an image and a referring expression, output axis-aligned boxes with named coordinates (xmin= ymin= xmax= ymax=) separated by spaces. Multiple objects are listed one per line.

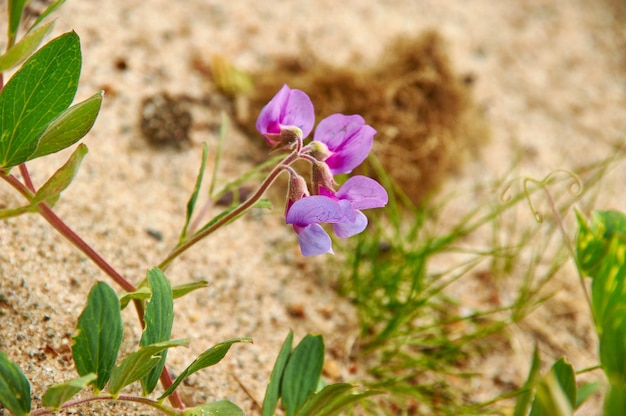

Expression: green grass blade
xmin=514 ymin=347 xmax=541 ymax=416
xmin=281 ymin=334 xmax=324 ymax=416
xmin=29 ymin=91 xmax=102 ymax=160
xmin=108 ymin=339 xmax=188 ymax=397
xmin=31 ymin=143 xmax=88 ymax=205
xmin=42 ymin=373 xmax=96 ymax=410
xmin=180 ymin=142 xmax=208 ymax=243
xmin=0 ymin=21 xmax=55 ymax=72
xmin=208 ymin=113 xmax=226 ymax=198
xmin=139 ymin=268 xmax=175 ymax=395
xmin=262 ymin=331 xmax=294 ymax=416
xmin=0 ymin=351 xmax=31 ymax=416
xmin=159 ymin=337 xmax=252 ymax=400
xmin=182 ymin=400 xmax=244 ymax=416
xmin=0 ymin=31 xmax=81 ymax=168
xmin=72 ymin=281 xmax=123 ymax=390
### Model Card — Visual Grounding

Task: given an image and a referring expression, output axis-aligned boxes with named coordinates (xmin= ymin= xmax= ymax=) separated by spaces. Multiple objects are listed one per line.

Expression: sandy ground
xmin=1 ymin=0 xmax=626 ymax=415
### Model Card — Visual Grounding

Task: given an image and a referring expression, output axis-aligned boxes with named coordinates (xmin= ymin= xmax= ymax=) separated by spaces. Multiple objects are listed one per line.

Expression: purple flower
xmin=285 ymin=196 xmax=347 ymax=256
xmin=286 ymin=175 xmax=388 ymax=256
xmin=311 ymin=114 xmax=376 ymax=175
xmin=256 ymin=84 xmax=315 ymax=147
xmin=320 ymin=175 xmax=388 ymax=238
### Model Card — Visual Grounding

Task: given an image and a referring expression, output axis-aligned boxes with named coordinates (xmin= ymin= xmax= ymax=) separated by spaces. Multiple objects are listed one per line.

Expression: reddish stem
xmin=1 ymin=166 xmax=185 ymax=409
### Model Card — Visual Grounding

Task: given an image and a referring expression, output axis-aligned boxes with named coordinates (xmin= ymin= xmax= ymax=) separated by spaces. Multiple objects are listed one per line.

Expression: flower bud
xmin=308 ymin=140 xmax=332 ymax=162
xmin=288 ymin=173 xmax=310 ymax=203
xmin=311 ymin=161 xmax=336 ymax=195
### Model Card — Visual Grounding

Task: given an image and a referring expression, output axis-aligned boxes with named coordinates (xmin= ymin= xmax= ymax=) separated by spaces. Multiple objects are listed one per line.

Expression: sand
xmin=1 ymin=0 xmax=626 ymax=414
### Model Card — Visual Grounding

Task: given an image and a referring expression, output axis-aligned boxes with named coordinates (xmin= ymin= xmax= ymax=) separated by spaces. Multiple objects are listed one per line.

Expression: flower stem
xmin=158 ymin=150 xmax=299 ymax=270
xmin=0 ymin=166 xmax=186 ymax=410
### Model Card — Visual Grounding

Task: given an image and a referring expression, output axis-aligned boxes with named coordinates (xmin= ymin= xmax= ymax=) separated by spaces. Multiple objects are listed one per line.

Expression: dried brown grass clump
xmin=238 ymin=31 xmax=489 ymax=205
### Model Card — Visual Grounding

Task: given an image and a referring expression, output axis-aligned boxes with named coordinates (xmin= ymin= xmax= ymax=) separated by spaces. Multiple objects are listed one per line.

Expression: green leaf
xmin=0 ymin=31 xmax=81 ymax=168
xmin=42 ymin=373 xmax=96 ymax=410
xmin=0 ymin=21 xmax=55 ymax=72
xmin=182 ymin=400 xmax=245 ymax=416
xmin=529 ymin=358 xmax=576 ymax=416
xmin=72 ymin=281 xmax=123 ymax=390
xmin=159 ymin=337 xmax=252 ymax=400
xmin=295 ymin=383 xmax=381 ymax=416
xmin=140 ymin=268 xmax=174 ymax=395
xmin=172 ymin=280 xmax=209 ymax=299
xmin=108 ymin=339 xmax=188 ymax=397
xmin=29 ymin=91 xmax=102 ymax=160
xmin=0 ymin=351 xmax=31 ymax=416
xmin=604 ymin=384 xmax=626 ymax=416
xmin=119 ymin=281 xmax=209 ymax=309
xmin=180 ymin=142 xmax=208 ymax=243
xmin=514 ymin=347 xmax=542 ymax=416
xmin=0 ymin=203 xmax=36 ymax=219
xmin=575 ymin=381 xmax=601 ymax=408
xmin=30 ymin=0 xmax=67 ymax=30
xmin=262 ymin=331 xmax=294 ymax=416
xmin=549 ymin=358 xmax=576 ymax=408
xmin=8 ymin=0 xmax=28 ymax=46
xmin=281 ymin=334 xmax=325 ymax=416
xmin=31 ymin=143 xmax=88 ymax=205
xmin=529 ymin=371 xmax=573 ymax=416
xmin=119 ymin=286 xmax=151 ymax=309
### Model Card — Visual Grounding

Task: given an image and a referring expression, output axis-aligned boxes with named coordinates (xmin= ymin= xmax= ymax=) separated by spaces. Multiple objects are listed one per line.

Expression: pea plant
xmin=0 ymin=1 xmax=383 ymax=415
xmin=508 ymin=207 xmax=626 ymax=416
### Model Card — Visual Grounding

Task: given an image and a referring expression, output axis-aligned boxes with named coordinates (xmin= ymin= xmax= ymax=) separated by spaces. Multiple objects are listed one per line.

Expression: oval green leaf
xmin=139 ymin=268 xmax=175 ymax=395
xmin=281 ymin=334 xmax=325 ymax=416
xmin=0 ymin=31 xmax=81 ymax=168
xmin=0 ymin=21 xmax=55 ymax=72
xmin=29 ymin=91 xmax=102 ymax=160
xmin=42 ymin=373 xmax=97 ymax=410
xmin=262 ymin=331 xmax=294 ymax=416
xmin=31 ymin=143 xmax=88 ymax=205
xmin=108 ymin=339 xmax=188 ymax=397
xmin=0 ymin=351 xmax=31 ymax=416
xmin=182 ymin=400 xmax=244 ymax=416
xmin=159 ymin=337 xmax=252 ymax=400
xmin=72 ymin=281 xmax=123 ymax=390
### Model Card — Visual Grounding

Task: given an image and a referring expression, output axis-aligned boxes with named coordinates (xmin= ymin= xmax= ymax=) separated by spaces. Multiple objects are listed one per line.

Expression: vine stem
xmin=29 ymin=394 xmax=182 ymax=416
xmin=1 ymin=166 xmax=185 ymax=410
xmin=158 ymin=149 xmax=299 ymax=270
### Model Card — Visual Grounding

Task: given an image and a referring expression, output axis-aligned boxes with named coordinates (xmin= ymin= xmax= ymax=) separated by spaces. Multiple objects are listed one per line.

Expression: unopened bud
xmin=309 ymin=140 xmax=332 ymax=162
xmin=311 ymin=162 xmax=336 ymax=195
xmin=278 ymin=125 xmax=303 ymax=149
xmin=288 ymin=174 xmax=310 ymax=203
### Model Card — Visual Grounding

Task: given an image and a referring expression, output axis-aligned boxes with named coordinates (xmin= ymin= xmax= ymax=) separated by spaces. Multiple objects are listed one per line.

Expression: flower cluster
xmin=257 ymin=85 xmax=388 ymax=256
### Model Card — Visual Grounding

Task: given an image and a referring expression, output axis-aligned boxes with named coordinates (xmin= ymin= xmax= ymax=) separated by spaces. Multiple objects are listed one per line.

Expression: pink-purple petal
xmin=255 ymin=85 xmax=315 ymax=141
xmin=296 ymin=224 xmax=334 ymax=256
xmin=336 ymin=176 xmax=388 ymax=210
xmin=333 ymin=211 xmax=368 ymax=238
xmin=313 ymin=114 xmax=375 ymax=174
xmin=256 ymin=84 xmax=290 ymax=135
xmin=285 ymin=196 xmax=345 ymax=226
xmin=280 ymin=89 xmax=315 ymax=138
xmin=314 ymin=114 xmax=365 ymax=150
